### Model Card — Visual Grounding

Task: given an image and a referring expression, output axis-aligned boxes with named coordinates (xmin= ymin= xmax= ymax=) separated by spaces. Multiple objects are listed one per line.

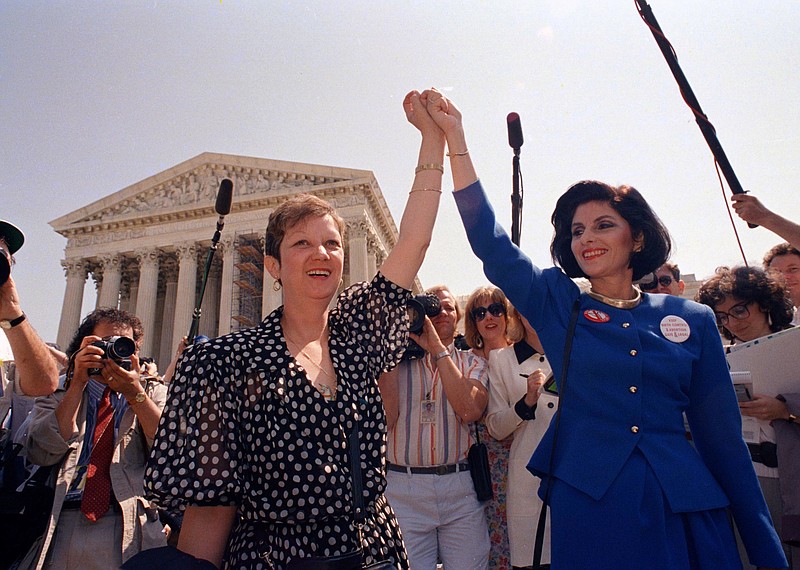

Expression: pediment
xmin=50 ymin=152 xmax=377 ymax=238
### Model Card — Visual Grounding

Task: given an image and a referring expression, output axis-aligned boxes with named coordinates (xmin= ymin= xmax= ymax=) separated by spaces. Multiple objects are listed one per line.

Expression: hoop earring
xmin=339 ymin=279 xmax=344 ymax=289
xmin=273 ymin=280 xmax=282 ymax=292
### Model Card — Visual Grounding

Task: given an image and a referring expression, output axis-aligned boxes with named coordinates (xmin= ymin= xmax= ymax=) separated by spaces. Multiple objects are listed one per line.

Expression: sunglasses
xmin=471 ymin=302 xmax=506 ymax=322
xmin=640 ymin=275 xmax=674 ymax=291
xmin=714 ymin=301 xmax=751 ymax=326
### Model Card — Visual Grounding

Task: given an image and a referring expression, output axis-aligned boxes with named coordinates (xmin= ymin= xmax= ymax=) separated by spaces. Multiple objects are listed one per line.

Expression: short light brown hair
xmin=264 ymin=194 xmax=346 ymax=262
xmin=463 ymin=286 xmax=521 ymax=349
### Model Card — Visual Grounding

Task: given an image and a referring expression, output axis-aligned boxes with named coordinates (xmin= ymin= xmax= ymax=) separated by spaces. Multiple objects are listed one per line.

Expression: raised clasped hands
xmin=403 ymin=87 xmax=463 ymax=139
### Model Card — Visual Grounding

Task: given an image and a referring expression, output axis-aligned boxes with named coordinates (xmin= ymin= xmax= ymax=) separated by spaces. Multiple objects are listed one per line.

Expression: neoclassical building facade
xmin=50 ymin=153 xmax=405 ymax=369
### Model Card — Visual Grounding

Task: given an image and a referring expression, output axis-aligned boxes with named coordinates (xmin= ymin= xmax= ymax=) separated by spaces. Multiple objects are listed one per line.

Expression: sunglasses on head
xmin=471 ymin=302 xmax=506 ymax=322
xmin=640 ymin=275 xmax=674 ymax=291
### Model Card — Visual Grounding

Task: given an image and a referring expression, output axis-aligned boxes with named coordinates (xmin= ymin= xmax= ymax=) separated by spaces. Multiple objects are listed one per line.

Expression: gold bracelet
xmin=446 ymin=149 xmax=469 ymax=157
xmin=415 ymin=163 xmax=444 ymax=175
xmin=409 ymin=188 xmax=442 ymax=195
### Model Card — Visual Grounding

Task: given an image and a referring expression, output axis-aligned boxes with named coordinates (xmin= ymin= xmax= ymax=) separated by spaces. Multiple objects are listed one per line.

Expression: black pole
xmin=187 ymin=224 xmax=222 ymax=343
xmin=188 ymin=178 xmax=233 ymax=342
xmin=511 ymin=150 xmax=522 ymax=246
xmin=635 ymin=0 xmax=756 ymax=227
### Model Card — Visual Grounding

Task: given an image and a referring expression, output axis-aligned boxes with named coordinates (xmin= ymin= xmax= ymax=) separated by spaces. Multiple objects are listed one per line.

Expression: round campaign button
xmin=583 ymin=309 xmax=610 ymax=323
xmin=660 ymin=315 xmax=690 ymax=343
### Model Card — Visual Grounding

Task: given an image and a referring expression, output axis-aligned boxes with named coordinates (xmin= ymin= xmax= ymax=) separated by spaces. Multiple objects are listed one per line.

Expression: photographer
xmin=380 ymin=284 xmax=490 ymax=569
xmin=0 ymin=220 xmax=58 ymax=396
xmin=20 ymin=308 xmax=167 ymax=569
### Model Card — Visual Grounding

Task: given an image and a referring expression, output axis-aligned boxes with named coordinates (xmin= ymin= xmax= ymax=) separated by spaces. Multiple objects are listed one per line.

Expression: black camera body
xmin=87 ymin=335 xmax=136 ymax=376
xmin=403 ymin=293 xmax=443 ymax=360
xmin=407 ymin=293 xmax=442 ymax=334
xmin=0 ymin=244 xmax=10 ymax=287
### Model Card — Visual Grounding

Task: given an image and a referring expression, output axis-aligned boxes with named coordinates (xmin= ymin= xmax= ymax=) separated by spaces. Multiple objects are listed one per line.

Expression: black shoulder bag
xmin=532 ymin=299 xmax=581 ymax=570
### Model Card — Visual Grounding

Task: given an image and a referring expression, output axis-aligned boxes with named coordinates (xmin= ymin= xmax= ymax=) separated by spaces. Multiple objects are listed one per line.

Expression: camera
xmin=406 ymin=293 xmax=442 ymax=334
xmin=403 ymin=293 xmax=443 ymax=360
xmin=0 ymin=244 xmax=9 ymax=287
xmin=87 ymin=335 xmax=136 ymax=376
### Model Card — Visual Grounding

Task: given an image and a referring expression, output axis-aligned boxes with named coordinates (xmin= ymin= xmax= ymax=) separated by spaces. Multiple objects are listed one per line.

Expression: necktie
xmin=81 ymin=387 xmax=114 ymax=522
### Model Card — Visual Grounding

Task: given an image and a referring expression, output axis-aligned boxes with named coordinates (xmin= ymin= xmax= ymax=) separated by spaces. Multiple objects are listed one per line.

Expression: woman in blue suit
xmin=421 ymin=89 xmax=787 ymax=569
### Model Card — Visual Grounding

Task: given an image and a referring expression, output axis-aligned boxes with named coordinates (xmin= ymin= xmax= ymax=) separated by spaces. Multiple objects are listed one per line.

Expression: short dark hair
xmin=661 ymin=262 xmax=681 ymax=281
xmin=65 ymin=307 xmax=144 ymax=358
xmin=550 ymin=181 xmax=672 ymax=281
xmin=264 ymin=194 xmax=346 ymax=262
xmin=763 ymin=242 xmax=800 ymax=268
xmin=695 ymin=266 xmax=794 ymax=341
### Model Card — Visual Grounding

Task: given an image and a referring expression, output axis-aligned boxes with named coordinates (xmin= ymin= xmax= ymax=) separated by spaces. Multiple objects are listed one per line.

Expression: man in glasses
xmin=380 ymin=284 xmax=490 ymax=569
xmin=639 ymin=262 xmax=685 ymax=297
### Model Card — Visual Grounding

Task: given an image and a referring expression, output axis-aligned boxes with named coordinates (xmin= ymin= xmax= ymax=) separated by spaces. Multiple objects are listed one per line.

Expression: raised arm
xmin=1 ymin=275 xmax=58 ymax=396
xmin=731 ymin=193 xmax=800 ymax=250
xmin=423 ymin=89 xmax=478 ymax=192
xmin=379 ymin=89 xmax=445 ymax=290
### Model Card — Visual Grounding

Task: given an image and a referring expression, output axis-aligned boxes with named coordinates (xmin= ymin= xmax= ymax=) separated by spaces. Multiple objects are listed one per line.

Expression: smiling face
xmin=653 ymin=265 xmax=685 ymax=296
xmin=472 ymin=294 xmax=507 ymax=345
xmin=265 ymin=214 xmax=344 ymax=303
xmin=570 ymin=200 xmax=642 ymax=283
xmin=714 ymin=296 xmax=771 ymax=342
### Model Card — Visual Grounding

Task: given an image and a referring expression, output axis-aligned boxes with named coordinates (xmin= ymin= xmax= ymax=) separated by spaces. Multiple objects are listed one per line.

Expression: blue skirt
xmin=547 ymin=449 xmax=742 ymax=570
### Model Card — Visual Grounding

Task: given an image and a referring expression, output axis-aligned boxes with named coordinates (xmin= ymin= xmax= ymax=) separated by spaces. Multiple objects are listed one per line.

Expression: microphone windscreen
xmin=507 ymin=112 xmax=524 ymax=149
xmin=215 ymin=179 xmax=234 ymax=216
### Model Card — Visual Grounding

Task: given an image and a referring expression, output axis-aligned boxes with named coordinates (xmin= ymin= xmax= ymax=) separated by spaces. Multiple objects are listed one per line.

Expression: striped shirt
xmin=387 ymin=345 xmax=488 ymax=467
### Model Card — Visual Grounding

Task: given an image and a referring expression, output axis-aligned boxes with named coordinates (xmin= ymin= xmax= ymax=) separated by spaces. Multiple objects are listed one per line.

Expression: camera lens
xmin=106 ymin=336 xmax=136 ymax=359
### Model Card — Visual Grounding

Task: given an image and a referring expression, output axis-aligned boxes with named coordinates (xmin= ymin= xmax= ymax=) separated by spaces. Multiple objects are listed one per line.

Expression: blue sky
xmin=2 ymin=1 xmax=799 ymax=344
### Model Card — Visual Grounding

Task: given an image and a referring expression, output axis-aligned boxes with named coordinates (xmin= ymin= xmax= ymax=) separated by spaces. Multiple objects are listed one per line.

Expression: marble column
xmin=159 ymin=277 xmax=178 ymax=368
xmin=217 ymin=236 xmax=235 ymax=336
xmin=56 ymin=259 xmax=88 ymax=349
xmin=347 ymin=219 xmax=369 ymax=285
xmin=135 ymin=249 xmax=160 ymax=357
xmin=172 ymin=242 xmax=198 ymax=348
xmin=97 ymin=254 xmax=123 ymax=309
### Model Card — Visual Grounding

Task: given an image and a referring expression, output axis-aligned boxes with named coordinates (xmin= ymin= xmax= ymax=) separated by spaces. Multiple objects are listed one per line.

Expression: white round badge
xmin=660 ymin=315 xmax=690 ymax=343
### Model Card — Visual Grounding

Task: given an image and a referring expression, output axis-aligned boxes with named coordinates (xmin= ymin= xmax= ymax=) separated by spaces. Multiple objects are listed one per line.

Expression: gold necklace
xmin=586 ymin=287 xmax=642 ymax=309
xmin=284 ymin=334 xmax=336 ymax=381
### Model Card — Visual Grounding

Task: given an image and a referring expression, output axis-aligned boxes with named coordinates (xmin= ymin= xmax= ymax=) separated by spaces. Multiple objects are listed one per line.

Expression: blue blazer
xmin=455 ymin=180 xmax=785 ymax=567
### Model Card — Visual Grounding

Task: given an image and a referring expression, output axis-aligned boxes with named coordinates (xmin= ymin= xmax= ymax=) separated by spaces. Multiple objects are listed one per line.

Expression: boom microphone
xmin=507 ymin=112 xmax=524 ymax=150
xmin=215 ymin=178 xmax=233 ymax=216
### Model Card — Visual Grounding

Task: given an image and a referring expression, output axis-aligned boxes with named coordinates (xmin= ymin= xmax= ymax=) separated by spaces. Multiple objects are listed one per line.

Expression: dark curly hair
xmin=763 ymin=242 xmax=800 ymax=268
xmin=550 ymin=180 xmax=672 ymax=281
xmin=65 ymin=307 xmax=144 ymax=358
xmin=695 ymin=266 xmax=794 ymax=341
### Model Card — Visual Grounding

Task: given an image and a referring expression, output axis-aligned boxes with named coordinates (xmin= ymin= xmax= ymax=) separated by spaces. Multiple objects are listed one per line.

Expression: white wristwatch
xmin=0 ymin=313 xmax=26 ymax=330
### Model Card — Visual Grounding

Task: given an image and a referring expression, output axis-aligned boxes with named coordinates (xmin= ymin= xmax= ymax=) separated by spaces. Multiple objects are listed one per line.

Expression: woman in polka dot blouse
xmin=145 ymin=89 xmax=451 ymax=569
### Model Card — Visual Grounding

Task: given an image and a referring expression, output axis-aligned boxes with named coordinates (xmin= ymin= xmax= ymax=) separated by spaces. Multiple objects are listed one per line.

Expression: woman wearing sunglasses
xmin=463 ymin=287 xmax=521 ymax=568
xmin=697 ymin=266 xmax=799 ymax=569
xmin=418 ymin=89 xmax=787 ymax=569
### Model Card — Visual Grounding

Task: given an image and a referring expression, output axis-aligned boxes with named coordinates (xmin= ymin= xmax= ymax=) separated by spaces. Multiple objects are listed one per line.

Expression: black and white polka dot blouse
xmin=145 ymin=273 xmax=411 ymax=569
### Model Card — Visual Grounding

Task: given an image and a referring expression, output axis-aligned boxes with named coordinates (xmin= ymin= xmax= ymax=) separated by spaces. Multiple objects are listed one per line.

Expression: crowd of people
xmin=1 ymin=89 xmax=799 ymax=570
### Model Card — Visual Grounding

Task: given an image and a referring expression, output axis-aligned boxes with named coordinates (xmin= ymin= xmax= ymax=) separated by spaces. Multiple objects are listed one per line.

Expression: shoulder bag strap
xmin=533 ymin=298 xmax=581 ymax=569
